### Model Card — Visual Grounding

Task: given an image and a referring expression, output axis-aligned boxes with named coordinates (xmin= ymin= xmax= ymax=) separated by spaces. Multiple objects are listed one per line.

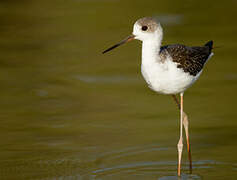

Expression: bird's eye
xmin=141 ymin=26 xmax=148 ymax=31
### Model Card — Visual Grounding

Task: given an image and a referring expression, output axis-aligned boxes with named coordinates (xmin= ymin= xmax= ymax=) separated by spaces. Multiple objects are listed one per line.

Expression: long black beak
xmin=102 ymin=35 xmax=135 ymax=54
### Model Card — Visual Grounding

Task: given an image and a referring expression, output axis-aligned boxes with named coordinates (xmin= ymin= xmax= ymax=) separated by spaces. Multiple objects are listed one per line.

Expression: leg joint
xmin=183 ymin=112 xmax=188 ymax=127
xmin=177 ymin=139 xmax=183 ymax=152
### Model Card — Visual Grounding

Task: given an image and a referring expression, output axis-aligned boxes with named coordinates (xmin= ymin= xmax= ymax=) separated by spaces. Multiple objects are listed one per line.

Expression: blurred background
xmin=0 ymin=0 xmax=236 ymax=179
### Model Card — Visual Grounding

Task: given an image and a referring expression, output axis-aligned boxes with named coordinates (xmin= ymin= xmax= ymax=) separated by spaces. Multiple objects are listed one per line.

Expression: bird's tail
xmin=205 ymin=40 xmax=213 ymax=51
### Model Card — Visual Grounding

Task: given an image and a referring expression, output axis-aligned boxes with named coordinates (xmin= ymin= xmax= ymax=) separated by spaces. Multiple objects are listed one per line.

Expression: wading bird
xmin=102 ymin=17 xmax=214 ymax=176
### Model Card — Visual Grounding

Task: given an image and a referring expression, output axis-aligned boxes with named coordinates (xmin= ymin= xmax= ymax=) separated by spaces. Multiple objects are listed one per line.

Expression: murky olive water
xmin=0 ymin=0 xmax=237 ymax=179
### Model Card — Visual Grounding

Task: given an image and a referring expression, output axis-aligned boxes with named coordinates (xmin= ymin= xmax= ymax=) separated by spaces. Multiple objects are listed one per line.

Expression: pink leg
xmin=183 ymin=112 xmax=192 ymax=173
xmin=177 ymin=93 xmax=184 ymax=176
xmin=172 ymin=94 xmax=192 ymax=174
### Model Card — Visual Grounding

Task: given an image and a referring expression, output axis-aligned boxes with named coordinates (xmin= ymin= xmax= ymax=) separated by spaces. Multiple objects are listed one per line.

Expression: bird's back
xmin=159 ymin=41 xmax=213 ymax=76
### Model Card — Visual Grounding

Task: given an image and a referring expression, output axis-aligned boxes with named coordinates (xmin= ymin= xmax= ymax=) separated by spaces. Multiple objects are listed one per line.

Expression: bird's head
xmin=102 ymin=17 xmax=163 ymax=54
xmin=133 ymin=17 xmax=163 ymax=41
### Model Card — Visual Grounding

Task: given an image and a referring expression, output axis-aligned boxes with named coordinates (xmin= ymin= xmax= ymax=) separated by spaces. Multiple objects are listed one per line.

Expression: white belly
xmin=141 ymin=59 xmax=202 ymax=94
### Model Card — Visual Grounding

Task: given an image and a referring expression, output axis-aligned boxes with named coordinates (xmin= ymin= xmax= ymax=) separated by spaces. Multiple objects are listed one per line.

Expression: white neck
xmin=141 ymin=31 xmax=163 ymax=66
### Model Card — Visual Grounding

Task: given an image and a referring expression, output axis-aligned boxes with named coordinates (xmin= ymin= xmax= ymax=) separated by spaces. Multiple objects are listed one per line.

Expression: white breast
xmin=141 ymin=56 xmax=202 ymax=95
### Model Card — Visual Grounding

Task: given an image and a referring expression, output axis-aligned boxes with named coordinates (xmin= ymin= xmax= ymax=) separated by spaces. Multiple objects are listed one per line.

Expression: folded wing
xmin=160 ymin=42 xmax=213 ymax=76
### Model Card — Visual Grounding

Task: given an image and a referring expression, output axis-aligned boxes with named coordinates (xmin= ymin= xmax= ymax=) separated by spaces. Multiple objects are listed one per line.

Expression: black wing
xmin=160 ymin=41 xmax=213 ymax=76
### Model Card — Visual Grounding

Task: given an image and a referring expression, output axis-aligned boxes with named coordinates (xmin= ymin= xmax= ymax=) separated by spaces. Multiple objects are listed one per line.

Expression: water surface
xmin=0 ymin=0 xmax=237 ymax=179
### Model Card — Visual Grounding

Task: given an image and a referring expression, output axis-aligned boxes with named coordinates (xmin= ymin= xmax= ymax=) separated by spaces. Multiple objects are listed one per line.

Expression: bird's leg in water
xmin=177 ymin=93 xmax=184 ymax=176
xmin=172 ymin=94 xmax=192 ymax=174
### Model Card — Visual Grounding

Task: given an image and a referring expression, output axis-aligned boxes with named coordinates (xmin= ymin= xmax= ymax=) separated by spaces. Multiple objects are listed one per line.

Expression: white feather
xmin=132 ymin=21 xmax=213 ymax=94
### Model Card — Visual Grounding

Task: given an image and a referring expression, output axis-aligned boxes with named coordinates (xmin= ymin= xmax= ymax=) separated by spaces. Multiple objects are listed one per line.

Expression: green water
xmin=0 ymin=0 xmax=236 ymax=179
